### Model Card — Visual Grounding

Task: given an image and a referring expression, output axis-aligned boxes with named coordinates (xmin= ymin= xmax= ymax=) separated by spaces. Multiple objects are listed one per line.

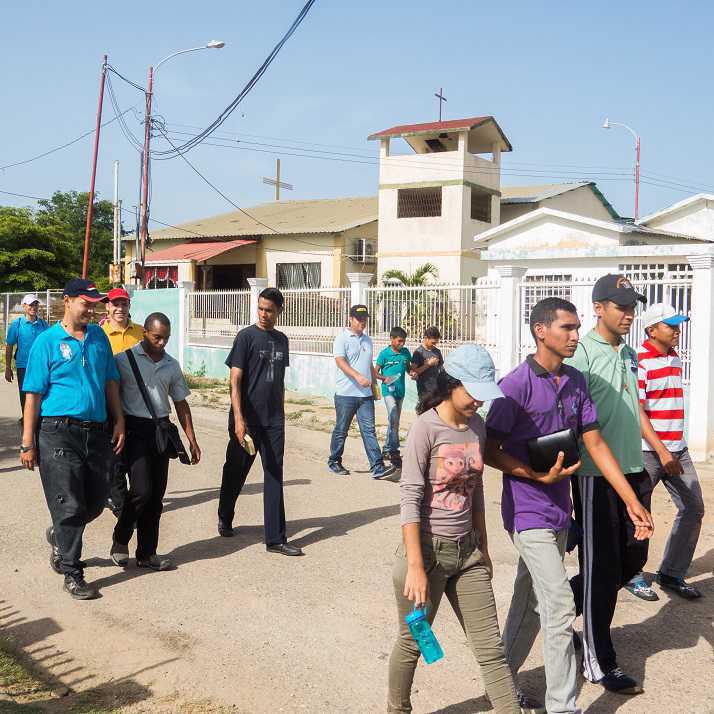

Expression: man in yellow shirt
xmin=102 ymin=288 xmax=144 ymax=355
xmin=102 ymin=287 xmax=144 ymax=515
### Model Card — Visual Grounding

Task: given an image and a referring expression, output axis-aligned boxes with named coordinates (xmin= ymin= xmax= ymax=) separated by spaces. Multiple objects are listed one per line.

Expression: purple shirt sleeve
xmin=485 ymin=375 xmax=523 ymax=441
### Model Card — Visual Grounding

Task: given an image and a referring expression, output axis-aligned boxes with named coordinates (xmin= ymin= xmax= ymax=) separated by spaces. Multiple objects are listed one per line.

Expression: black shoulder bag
xmin=125 ymin=349 xmax=191 ymax=464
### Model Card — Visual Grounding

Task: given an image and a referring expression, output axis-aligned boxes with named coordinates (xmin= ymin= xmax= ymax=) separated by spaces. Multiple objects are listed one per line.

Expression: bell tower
xmin=368 ymin=116 xmax=512 ymax=283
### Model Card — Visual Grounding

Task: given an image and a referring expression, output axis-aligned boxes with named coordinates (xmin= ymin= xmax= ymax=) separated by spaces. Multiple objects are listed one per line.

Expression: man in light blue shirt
xmin=4 ymin=293 xmax=48 ymax=414
xmin=20 ymin=279 xmax=125 ymax=601
xmin=328 ymin=304 xmax=395 ymax=479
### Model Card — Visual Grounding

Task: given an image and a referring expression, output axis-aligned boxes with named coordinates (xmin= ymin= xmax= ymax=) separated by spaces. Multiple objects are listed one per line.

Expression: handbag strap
xmin=125 ymin=348 xmax=160 ymax=423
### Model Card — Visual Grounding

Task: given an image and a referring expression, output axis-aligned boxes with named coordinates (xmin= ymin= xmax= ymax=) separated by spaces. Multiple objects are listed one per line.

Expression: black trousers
xmin=16 ymin=367 xmax=26 ymax=412
xmin=218 ymin=423 xmax=286 ymax=546
xmin=37 ymin=418 xmax=112 ymax=577
xmin=570 ymin=471 xmax=653 ymax=681
xmin=107 ymin=452 xmax=129 ymax=516
xmin=114 ymin=417 xmax=170 ymax=560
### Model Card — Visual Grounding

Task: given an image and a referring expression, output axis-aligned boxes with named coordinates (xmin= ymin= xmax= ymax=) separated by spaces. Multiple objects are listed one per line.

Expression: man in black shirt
xmin=218 ymin=288 xmax=303 ymax=556
xmin=409 ymin=326 xmax=444 ymax=401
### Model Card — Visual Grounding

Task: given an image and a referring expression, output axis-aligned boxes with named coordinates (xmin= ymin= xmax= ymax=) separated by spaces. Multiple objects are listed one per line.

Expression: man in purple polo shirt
xmin=485 ymin=298 xmax=654 ymax=713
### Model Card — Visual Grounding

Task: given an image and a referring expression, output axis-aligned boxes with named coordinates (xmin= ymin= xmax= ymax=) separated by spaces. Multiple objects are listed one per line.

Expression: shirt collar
xmin=587 ymin=328 xmax=624 ymax=347
xmin=105 ymin=320 xmax=135 ymax=335
xmin=642 ymin=339 xmax=677 ymax=358
xmin=134 ymin=342 xmax=167 ymax=365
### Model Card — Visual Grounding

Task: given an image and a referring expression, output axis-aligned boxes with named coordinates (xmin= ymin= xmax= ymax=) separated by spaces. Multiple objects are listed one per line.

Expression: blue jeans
xmin=329 ymin=395 xmax=384 ymax=471
xmin=383 ymin=395 xmax=403 ymax=455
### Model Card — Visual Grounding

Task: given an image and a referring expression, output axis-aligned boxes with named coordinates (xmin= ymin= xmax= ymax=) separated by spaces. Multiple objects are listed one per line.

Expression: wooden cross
xmin=434 ymin=88 xmax=447 ymax=122
xmin=262 ymin=158 xmax=293 ymax=201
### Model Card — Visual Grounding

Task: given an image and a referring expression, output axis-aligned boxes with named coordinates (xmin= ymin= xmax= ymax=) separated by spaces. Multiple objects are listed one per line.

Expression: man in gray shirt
xmin=111 ymin=312 xmax=201 ymax=571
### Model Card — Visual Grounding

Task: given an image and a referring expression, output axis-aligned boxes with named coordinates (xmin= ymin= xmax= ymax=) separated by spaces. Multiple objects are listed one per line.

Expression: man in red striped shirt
xmin=625 ymin=303 xmax=704 ymax=601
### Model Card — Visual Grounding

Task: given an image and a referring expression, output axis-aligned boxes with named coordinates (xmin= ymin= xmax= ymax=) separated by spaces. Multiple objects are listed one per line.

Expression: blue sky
xmin=1 ymin=0 xmax=712 ymax=229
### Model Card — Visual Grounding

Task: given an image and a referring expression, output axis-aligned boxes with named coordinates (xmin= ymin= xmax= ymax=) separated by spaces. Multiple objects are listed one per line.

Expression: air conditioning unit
xmin=353 ymin=238 xmax=377 ymax=264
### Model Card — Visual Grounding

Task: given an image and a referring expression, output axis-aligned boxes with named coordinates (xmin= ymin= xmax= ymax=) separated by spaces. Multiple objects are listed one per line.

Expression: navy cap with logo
xmin=63 ymin=278 xmax=108 ymax=303
xmin=592 ymin=274 xmax=646 ymax=307
xmin=349 ymin=304 xmax=369 ymax=319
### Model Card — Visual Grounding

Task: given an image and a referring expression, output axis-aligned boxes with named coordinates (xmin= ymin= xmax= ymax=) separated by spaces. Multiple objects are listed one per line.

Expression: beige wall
xmin=543 ymin=186 xmax=614 ymax=221
xmin=259 ymin=233 xmax=341 ymax=287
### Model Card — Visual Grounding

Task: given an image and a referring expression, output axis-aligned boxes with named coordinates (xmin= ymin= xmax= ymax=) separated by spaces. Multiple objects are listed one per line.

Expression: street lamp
xmin=138 ymin=41 xmax=226 ymax=282
xmin=602 ymin=117 xmax=641 ymax=221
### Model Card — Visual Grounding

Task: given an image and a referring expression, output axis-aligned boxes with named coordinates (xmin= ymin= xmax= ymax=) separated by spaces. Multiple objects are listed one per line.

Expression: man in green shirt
xmin=566 ymin=274 xmax=655 ymax=695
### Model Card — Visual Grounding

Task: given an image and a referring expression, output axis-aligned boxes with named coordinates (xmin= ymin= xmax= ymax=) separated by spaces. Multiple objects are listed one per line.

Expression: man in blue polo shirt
xmin=485 ymin=297 xmax=654 ymax=711
xmin=4 ymin=294 xmax=48 ymax=416
xmin=327 ymin=304 xmax=395 ymax=479
xmin=20 ymin=279 xmax=125 ymax=601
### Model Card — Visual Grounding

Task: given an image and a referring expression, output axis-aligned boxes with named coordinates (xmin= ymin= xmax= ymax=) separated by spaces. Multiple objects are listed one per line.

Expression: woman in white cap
xmin=387 ymin=344 xmax=521 ymax=714
xmin=4 ymin=294 xmax=48 ymax=418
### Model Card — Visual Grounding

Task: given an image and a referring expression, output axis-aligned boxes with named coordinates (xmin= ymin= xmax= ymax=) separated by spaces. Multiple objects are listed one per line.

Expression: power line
xmin=0 ymin=108 xmax=134 ymax=172
xmin=152 ymin=0 xmax=318 ymax=158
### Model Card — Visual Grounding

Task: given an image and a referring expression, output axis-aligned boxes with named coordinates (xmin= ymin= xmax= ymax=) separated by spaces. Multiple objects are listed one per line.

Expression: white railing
xmin=516 ymin=269 xmax=693 ymax=382
xmin=187 ymin=289 xmax=251 ymax=342
xmin=276 ymin=286 xmax=352 ymax=353
xmin=365 ymin=279 xmax=501 ymax=360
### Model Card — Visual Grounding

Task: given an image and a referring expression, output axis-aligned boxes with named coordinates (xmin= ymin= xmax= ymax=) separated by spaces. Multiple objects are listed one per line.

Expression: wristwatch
xmin=20 ymin=445 xmax=34 ymax=453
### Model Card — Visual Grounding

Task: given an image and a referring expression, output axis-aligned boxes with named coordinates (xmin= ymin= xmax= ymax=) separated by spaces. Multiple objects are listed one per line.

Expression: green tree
xmin=35 ymin=190 xmax=117 ymax=287
xmin=382 ymin=262 xmax=439 ymax=286
xmin=0 ymin=207 xmax=75 ymax=291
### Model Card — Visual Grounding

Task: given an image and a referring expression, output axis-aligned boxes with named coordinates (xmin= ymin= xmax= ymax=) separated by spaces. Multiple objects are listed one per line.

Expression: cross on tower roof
xmin=434 ymin=88 xmax=447 ymax=122
xmin=262 ymin=158 xmax=293 ymax=201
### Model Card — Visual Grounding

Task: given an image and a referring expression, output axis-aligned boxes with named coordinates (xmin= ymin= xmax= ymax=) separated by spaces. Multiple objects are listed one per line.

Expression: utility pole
xmin=138 ymin=65 xmax=154 ymax=282
xmin=262 ymin=158 xmax=293 ymax=201
xmin=111 ymin=160 xmax=122 ymax=285
xmin=81 ymin=55 xmax=108 ymax=279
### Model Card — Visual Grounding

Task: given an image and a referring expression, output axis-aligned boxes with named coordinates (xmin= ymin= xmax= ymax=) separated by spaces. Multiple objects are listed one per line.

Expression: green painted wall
xmin=126 ymin=288 xmax=181 ymax=360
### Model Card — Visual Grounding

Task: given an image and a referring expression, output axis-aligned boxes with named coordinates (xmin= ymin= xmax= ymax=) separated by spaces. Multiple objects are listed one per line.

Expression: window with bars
xmin=522 ymin=274 xmax=573 ymax=323
xmin=471 ymin=188 xmax=491 ymax=223
xmin=397 ymin=187 xmax=442 ymax=218
xmin=276 ymin=262 xmax=321 ymax=289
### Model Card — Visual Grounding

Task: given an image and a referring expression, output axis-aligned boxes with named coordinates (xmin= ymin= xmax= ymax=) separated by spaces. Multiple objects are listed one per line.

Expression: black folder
xmin=526 ymin=428 xmax=580 ymax=473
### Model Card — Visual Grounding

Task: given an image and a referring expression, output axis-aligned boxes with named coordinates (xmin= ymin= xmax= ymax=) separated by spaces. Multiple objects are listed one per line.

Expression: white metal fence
xmin=187 ymin=289 xmax=251 ymax=342
xmin=517 ymin=266 xmax=693 ymax=382
xmin=365 ymin=280 xmax=501 ymax=359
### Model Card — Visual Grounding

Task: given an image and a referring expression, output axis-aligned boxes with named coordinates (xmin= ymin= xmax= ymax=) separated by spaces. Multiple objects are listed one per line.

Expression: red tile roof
xmin=368 ymin=116 xmax=511 ymax=150
xmin=145 ymin=239 xmax=255 ymax=263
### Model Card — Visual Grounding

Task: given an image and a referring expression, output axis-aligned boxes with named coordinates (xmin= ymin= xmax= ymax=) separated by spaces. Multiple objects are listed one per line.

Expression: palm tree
xmin=382 ymin=262 xmax=439 ymax=286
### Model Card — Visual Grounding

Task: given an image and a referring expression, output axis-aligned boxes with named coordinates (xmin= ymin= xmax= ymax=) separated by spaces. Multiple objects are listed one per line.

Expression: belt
xmin=42 ymin=416 xmax=107 ymax=431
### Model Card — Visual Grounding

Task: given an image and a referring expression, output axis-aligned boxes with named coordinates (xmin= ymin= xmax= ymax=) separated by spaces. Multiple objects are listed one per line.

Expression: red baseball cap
xmin=107 ymin=287 xmax=130 ymax=302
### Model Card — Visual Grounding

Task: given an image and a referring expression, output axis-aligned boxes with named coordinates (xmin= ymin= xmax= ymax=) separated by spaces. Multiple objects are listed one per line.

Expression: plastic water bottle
xmin=405 ymin=607 xmax=444 ymax=664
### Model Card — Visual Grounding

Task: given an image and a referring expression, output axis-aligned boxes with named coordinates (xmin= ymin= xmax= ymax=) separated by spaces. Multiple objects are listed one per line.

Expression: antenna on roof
xmin=262 ymin=158 xmax=293 ymax=201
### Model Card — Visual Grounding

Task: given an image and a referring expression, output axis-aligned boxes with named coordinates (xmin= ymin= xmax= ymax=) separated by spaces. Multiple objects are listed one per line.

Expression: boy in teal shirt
xmin=376 ymin=327 xmax=412 ymax=468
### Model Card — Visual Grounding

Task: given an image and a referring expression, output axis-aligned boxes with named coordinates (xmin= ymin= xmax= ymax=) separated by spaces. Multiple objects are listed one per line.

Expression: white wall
xmin=644 ymin=199 xmax=714 ymax=241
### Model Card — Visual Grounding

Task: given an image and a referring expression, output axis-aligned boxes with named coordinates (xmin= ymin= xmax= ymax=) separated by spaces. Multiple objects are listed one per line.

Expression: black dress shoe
xmin=218 ymin=519 xmax=234 ymax=537
xmin=266 ymin=542 xmax=304 ymax=556
xmin=656 ymin=572 xmax=702 ymax=599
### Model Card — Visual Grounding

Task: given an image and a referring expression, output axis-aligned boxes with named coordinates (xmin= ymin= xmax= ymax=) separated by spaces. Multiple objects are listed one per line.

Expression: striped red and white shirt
xmin=638 ymin=339 xmax=686 ymax=452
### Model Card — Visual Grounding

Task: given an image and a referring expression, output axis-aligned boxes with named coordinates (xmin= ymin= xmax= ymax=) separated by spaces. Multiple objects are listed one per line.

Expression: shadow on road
xmin=0 ymin=598 xmax=167 ymax=711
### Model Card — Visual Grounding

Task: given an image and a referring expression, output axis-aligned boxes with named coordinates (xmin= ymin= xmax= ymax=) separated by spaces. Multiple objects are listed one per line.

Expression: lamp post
xmin=138 ymin=41 xmax=225 ymax=283
xmin=602 ymin=117 xmax=640 ymax=221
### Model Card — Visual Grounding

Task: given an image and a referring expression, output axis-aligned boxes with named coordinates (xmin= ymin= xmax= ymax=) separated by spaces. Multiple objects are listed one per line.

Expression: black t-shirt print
xmin=225 ymin=325 xmax=290 ymax=427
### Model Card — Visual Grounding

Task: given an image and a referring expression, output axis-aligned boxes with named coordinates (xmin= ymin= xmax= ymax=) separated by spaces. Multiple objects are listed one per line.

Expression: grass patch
xmin=183 ymin=375 xmax=228 ymax=391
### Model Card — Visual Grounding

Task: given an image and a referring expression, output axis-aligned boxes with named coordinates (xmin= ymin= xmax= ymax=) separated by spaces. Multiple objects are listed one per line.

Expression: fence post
xmin=685 ymin=253 xmax=714 ymax=461
xmin=248 ymin=277 xmax=269 ymax=324
xmin=347 ymin=272 xmax=372 ymax=307
xmin=177 ymin=281 xmax=192 ymax=370
xmin=494 ymin=265 xmax=527 ymax=377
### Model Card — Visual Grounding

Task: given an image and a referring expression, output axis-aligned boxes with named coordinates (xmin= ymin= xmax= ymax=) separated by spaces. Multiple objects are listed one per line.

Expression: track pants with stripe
xmin=569 ymin=472 xmax=653 ymax=682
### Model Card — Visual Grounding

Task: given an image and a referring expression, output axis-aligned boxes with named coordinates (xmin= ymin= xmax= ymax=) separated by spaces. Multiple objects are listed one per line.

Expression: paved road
xmin=0 ymin=379 xmax=712 ymax=713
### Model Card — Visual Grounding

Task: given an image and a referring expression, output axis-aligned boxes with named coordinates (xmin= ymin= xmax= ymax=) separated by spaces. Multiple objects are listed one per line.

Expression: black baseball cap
xmin=592 ymin=274 xmax=646 ymax=306
xmin=349 ymin=304 xmax=369 ymax=319
xmin=63 ymin=278 xmax=108 ymax=303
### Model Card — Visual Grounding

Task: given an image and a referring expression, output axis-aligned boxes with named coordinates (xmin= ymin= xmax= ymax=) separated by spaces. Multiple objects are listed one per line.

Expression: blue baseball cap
xmin=443 ymin=344 xmax=504 ymax=402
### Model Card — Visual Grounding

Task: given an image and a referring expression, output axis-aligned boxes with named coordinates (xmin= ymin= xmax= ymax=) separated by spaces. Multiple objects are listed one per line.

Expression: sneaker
xmin=624 ymin=576 xmax=659 ymax=601
xmin=63 ymin=574 xmax=99 ymax=600
xmin=390 ymin=452 xmax=403 ymax=469
xmin=516 ymin=689 xmax=546 ymax=714
xmin=136 ymin=555 xmax=174 ymax=571
xmin=46 ymin=526 xmax=62 ymax=574
xmin=599 ymin=667 xmax=642 ymax=694
xmin=372 ymin=464 xmax=397 ymax=480
xmin=327 ymin=462 xmax=350 ymax=476
xmin=656 ymin=572 xmax=702 ymax=600
xmin=110 ymin=541 xmax=129 ymax=567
